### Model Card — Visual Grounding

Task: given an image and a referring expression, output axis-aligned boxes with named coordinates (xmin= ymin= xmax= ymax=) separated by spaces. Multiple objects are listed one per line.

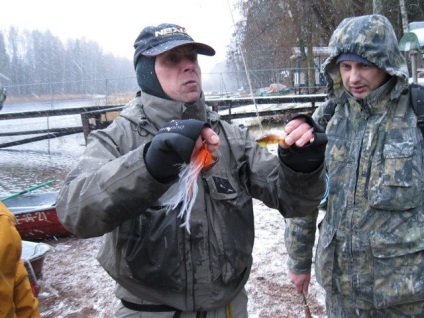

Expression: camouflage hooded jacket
xmin=285 ymin=14 xmax=424 ymax=309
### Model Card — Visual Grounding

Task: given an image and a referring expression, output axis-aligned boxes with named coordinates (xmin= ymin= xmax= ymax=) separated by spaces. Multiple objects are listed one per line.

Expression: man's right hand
xmin=144 ymin=119 xmax=219 ymax=182
xmin=288 ymin=271 xmax=311 ymax=295
xmin=278 ymin=114 xmax=327 ymax=173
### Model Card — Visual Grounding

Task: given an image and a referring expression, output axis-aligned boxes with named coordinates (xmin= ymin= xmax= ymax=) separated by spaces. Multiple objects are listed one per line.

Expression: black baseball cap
xmin=133 ymin=23 xmax=215 ymax=66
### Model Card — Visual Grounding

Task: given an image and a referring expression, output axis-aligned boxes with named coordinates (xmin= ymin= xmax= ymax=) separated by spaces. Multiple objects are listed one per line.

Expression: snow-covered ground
xmin=36 ymin=204 xmax=326 ymax=318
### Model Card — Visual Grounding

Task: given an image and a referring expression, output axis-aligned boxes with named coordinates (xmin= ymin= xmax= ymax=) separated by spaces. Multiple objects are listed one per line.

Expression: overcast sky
xmin=1 ymin=0 xmax=239 ymax=73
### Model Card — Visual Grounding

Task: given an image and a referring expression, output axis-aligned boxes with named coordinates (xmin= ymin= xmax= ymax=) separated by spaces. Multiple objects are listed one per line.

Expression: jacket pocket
xmin=203 ymin=165 xmax=254 ymax=284
xmin=124 ymin=209 xmax=182 ymax=291
xmin=315 ymin=222 xmax=336 ymax=291
xmin=370 ymin=228 xmax=424 ymax=308
xmin=368 ymin=141 xmax=421 ymax=210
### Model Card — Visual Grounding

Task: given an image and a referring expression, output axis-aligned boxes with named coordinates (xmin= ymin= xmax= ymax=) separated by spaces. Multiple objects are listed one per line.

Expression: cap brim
xmin=142 ymin=40 xmax=215 ymax=57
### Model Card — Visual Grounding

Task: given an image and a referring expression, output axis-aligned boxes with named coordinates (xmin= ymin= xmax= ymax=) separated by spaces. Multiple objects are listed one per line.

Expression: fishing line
xmin=226 ymin=0 xmax=263 ymax=133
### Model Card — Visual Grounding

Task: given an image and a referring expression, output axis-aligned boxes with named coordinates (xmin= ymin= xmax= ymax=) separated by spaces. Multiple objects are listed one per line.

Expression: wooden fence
xmin=0 ymin=94 xmax=327 ymax=148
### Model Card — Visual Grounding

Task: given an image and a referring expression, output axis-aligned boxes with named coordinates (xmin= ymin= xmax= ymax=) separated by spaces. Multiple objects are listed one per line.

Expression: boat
xmin=3 ymin=191 xmax=70 ymax=240
xmin=21 ymin=240 xmax=52 ymax=297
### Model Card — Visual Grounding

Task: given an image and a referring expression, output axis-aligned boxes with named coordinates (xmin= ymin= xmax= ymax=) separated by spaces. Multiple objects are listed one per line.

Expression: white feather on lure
xmin=163 ymin=144 xmax=215 ymax=234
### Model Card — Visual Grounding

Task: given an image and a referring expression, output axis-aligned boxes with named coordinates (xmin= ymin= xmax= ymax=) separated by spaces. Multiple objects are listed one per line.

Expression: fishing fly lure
xmin=164 ymin=143 xmax=216 ymax=234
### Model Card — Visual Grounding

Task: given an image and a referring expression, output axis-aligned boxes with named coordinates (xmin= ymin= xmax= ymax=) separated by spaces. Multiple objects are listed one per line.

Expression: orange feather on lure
xmin=164 ymin=143 xmax=216 ymax=234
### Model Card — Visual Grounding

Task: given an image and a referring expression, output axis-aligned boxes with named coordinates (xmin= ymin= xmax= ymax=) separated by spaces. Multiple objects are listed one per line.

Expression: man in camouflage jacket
xmin=286 ymin=14 xmax=424 ymax=317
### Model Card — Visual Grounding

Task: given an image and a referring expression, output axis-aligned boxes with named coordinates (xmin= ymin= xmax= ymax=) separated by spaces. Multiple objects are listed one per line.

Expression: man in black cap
xmin=133 ymin=23 xmax=216 ymax=104
xmin=56 ymin=23 xmax=327 ymax=317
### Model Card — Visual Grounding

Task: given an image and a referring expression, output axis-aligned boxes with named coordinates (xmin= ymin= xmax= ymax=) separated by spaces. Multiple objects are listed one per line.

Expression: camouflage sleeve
xmin=283 ymin=102 xmax=325 ymax=273
xmin=312 ymin=100 xmax=331 ymax=130
xmin=284 ymin=209 xmax=318 ymax=273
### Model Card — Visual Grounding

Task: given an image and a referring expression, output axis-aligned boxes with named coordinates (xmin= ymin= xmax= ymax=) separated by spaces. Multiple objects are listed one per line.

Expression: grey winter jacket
xmin=285 ymin=14 xmax=424 ymax=309
xmin=56 ymin=91 xmax=325 ymax=311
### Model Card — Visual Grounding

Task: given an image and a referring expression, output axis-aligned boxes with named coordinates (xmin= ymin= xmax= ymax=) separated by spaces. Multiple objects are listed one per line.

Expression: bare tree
xmin=1 ymin=26 xmax=134 ymax=97
xmin=399 ymin=0 xmax=409 ymax=32
xmin=0 ymin=31 xmax=9 ymax=83
xmin=373 ymin=0 xmax=384 ymax=14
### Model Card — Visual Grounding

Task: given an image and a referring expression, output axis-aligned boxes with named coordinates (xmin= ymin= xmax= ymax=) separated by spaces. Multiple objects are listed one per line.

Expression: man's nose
xmin=349 ymin=67 xmax=361 ymax=82
xmin=181 ymin=57 xmax=197 ymax=70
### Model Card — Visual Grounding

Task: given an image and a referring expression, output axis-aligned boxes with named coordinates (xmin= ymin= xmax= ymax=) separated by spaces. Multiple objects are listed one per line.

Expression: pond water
xmin=0 ymin=134 xmax=85 ymax=197
xmin=0 ymin=100 xmax=92 ymax=197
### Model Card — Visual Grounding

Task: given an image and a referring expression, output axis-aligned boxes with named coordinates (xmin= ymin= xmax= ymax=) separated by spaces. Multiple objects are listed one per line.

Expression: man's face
xmin=339 ymin=61 xmax=389 ymax=99
xmin=155 ymin=45 xmax=202 ymax=103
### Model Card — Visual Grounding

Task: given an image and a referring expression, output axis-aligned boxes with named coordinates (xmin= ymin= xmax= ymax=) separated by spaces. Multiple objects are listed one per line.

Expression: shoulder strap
xmin=410 ymin=83 xmax=424 ymax=134
xmin=323 ymin=100 xmax=337 ymax=124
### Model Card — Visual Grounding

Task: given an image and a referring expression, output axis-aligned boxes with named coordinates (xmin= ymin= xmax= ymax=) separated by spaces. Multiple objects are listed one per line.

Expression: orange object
xmin=0 ymin=202 xmax=41 ymax=317
xmin=194 ymin=143 xmax=215 ymax=169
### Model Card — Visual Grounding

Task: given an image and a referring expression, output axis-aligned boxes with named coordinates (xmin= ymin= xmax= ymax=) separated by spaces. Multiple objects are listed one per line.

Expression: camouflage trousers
xmin=326 ymin=293 xmax=424 ymax=318
xmin=115 ymin=288 xmax=248 ymax=318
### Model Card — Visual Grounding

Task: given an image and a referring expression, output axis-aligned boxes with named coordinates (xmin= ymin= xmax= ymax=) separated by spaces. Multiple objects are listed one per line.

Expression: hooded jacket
xmin=56 ymin=91 xmax=325 ymax=311
xmin=0 ymin=203 xmax=41 ymax=318
xmin=285 ymin=14 xmax=424 ymax=309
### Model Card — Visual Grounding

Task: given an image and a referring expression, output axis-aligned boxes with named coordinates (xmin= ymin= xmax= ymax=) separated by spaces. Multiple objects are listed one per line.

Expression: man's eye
xmin=167 ymin=54 xmax=180 ymax=63
xmin=188 ymin=54 xmax=197 ymax=62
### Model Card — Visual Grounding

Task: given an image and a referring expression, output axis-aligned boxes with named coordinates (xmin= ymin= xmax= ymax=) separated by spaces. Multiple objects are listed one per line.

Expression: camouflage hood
xmin=322 ymin=14 xmax=409 ymax=104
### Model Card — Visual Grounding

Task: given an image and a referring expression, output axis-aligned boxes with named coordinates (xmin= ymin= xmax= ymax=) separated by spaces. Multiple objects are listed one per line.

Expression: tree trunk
xmin=373 ymin=0 xmax=384 ymax=13
xmin=399 ymin=0 xmax=409 ymax=32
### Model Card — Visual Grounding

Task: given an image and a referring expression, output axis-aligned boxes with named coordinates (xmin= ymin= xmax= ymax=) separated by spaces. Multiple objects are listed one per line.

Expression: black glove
xmin=278 ymin=114 xmax=327 ymax=173
xmin=144 ymin=119 xmax=210 ymax=182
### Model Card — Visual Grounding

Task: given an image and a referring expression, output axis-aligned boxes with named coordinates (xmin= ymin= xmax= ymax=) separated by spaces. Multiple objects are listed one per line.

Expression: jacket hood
xmin=322 ymin=14 xmax=409 ymax=103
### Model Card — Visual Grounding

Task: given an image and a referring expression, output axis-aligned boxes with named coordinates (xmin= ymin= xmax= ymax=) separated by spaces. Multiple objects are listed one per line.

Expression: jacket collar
xmin=140 ymin=91 xmax=208 ymax=128
xmin=120 ymin=91 xmax=208 ymax=134
xmin=345 ymin=76 xmax=397 ymax=115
